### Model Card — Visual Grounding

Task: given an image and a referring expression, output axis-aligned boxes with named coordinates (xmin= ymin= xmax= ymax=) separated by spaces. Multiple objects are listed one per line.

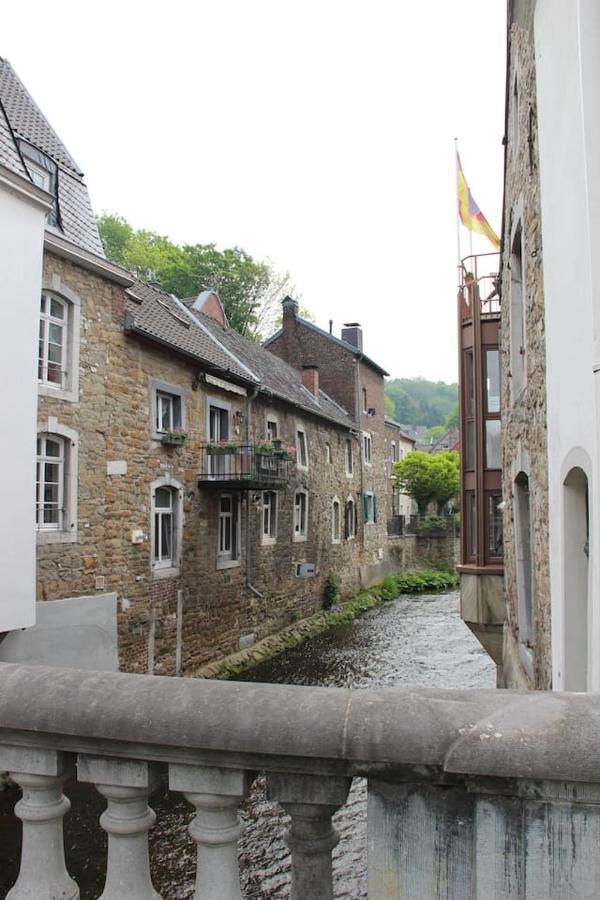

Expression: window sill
xmin=37 ymin=530 xmax=78 ymax=545
xmin=332 ymin=538 xmax=341 ymax=545
xmin=152 ymin=565 xmax=181 ymax=580
xmin=217 ymin=558 xmax=241 ymax=570
xmin=38 ymin=384 xmax=78 ymax=403
xmin=345 ymin=472 xmax=354 ymax=479
xmin=261 ymin=537 xmax=277 ymax=546
xmin=293 ymin=534 xmax=307 ymax=543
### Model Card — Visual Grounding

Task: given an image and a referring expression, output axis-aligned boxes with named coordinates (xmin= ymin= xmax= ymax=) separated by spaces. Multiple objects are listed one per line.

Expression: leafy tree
xmin=96 ymin=213 xmax=291 ymax=340
xmin=384 ymin=377 xmax=458 ymax=428
xmin=394 ymin=450 xmax=460 ymax=515
xmin=384 ymin=394 xmax=396 ymax=418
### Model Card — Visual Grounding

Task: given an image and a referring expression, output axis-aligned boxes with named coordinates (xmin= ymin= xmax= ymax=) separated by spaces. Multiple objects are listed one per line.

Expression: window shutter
xmin=373 ymin=495 xmax=377 ymax=523
xmin=363 ymin=494 xmax=368 ymax=521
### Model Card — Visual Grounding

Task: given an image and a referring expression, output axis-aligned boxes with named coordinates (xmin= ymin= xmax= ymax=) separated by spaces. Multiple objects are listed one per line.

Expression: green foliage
xmin=96 ymin=213 xmax=292 ymax=341
xmin=445 ymin=405 xmax=459 ymax=429
xmin=394 ymin=569 xmax=459 ymax=593
xmin=384 ymin=377 xmax=458 ymax=427
xmin=416 ymin=515 xmax=449 ymax=535
xmin=323 ymin=571 xmax=341 ymax=610
xmin=423 ymin=424 xmax=446 ymax=442
xmin=384 ymin=394 xmax=396 ymax=418
xmin=393 ymin=450 xmax=460 ymax=515
xmin=379 ymin=575 xmax=399 ymax=601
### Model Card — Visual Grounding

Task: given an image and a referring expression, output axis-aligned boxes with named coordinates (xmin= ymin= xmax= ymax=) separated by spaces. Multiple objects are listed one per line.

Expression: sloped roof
xmin=0 ymin=58 xmax=103 ymax=257
xmin=384 ymin=417 xmax=417 ymax=444
xmin=182 ymin=301 xmax=353 ymax=429
xmin=264 ymin=317 xmax=389 ymax=377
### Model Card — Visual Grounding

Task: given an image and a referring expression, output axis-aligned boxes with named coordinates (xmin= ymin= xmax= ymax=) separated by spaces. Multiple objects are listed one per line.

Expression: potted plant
xmin=161 ymin=427 xmax=187 ymax=446
xmin=275 ymin=442 xmax=296 ymax=461
xmin=206 ymin=440 xmax=238 ymax=455
xmin=256 ymin=441 xmax=275 ymax=456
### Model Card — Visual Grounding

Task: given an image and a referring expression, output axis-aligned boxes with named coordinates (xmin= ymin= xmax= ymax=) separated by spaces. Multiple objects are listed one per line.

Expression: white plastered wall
xmin=534 ymin=0 xmax=600 ymax=688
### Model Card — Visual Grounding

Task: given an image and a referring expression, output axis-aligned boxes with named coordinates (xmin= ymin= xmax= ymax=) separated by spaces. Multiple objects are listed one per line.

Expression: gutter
xmin=44 ymin=231 xmax=134 ymax=286
xmin=245 ymin=383 xmax=264 ymax=600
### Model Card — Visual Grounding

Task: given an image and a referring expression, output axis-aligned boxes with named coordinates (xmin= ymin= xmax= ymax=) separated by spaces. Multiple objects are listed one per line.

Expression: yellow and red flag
xmin=456 ymin=152 xmax=501 ymax=251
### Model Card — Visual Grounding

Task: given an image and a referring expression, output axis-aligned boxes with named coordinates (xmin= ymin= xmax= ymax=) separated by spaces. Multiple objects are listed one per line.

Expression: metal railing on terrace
xmin=2 ymin=663 xmax=600 ymax=899
xmin=458 ymin=252 xmax=501 ymax=322
xmin=197 ymin=441 xmax=292 ymax=489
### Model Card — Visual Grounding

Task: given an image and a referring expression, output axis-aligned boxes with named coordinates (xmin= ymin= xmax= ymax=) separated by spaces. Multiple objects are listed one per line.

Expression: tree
xmin=96 ymin=213 xmax=292 ymax=340
xmin=384 ymin=377 xmax=458 ymax=428
xmin=394 ymin=450 xmax=460 ymax=515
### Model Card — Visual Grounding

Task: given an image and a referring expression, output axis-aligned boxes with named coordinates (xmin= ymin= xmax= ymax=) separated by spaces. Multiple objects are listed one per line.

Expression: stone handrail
xmin=2 ymin=662 xmax=600 ymax=898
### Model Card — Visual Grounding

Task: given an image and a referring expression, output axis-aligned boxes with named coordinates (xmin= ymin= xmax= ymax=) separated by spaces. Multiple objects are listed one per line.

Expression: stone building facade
xmin=499 ymin=4 xmax=551 ymax=690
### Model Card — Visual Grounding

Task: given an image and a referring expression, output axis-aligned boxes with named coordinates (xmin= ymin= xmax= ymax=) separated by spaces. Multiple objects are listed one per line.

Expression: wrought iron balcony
xmin=197 ymin=441 xmax=292 ymax=489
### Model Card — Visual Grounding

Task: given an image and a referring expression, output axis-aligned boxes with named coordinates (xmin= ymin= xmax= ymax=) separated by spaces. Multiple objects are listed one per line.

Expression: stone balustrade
xmin=1 ymin=663 xmax=600 ymax=898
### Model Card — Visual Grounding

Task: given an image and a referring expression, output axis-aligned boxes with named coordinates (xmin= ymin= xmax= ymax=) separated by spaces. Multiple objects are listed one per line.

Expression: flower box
xmin=161 ymin=431 xmax=187 ymax=446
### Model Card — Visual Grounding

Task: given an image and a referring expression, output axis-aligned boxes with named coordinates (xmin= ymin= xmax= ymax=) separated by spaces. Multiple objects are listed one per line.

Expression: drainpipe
xmin=245 ymin=384 xmax=264 ymax=599
xmin=354 ymin=354 xmax=366 ymax=540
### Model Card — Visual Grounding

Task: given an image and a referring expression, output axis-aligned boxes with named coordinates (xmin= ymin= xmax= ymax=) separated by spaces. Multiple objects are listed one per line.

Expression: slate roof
xmin=184 ymin=302 xmax=353 ymax=428
xmin=384 ymin=417 xmax=417 ymax=444
xmin=0 ymin=58 xmax=104 ymax=257
xmin=264 ymin=317 xmax=389 ymax=377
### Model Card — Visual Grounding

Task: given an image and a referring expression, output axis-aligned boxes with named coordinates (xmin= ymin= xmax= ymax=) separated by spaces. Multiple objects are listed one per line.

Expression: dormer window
xmin=27 ymin=160 xmax=51 ymax=192
xmin=19 ymin=141 xmax=59 ymax=227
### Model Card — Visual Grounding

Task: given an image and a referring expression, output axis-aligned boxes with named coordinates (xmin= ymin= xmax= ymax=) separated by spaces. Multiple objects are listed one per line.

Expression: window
xmin=464 ymin=349 xmax=475 ymax=470
xmin=151 ymin=478 xmax=183 ymax=575
xmin=267 ymin=419 xmax=278 ymax=441
xmin=20 ymin=142 xmax=59 ymax=226
xmin=293 ymin=490 xmax=308 ymax=541
xmin=467 ymin=492 xmax=477 ymax=560
xmin=510 ymin=223 xmax=526 ymax=399
xmin=362 ymin=387 xmax=368 ymax=413
xmin=154 ymin=487 xmax=174 ymax=568
xmin=345 ymin=438 xmax=353 ymax=476
xmin=207 ymin=399 xmax=231 ymax=477
xmin=36 ymin=423 xmax=78 ymax=544
xmin=39 ymin=294 xmax=67 ymax=388
xmin=363 ymin=492 xmax=377 ymax=524
xmin=363 ymin=432 xmax=372 ymax=464
xmin=151 ymin=381 xmax=185 ymax=440
xmin=332 ymin=498 xmax=341 ymax=543
xmin=262 ymin=491 xmax=278 ymax=544
xmin=218 ymin=493 xmax=240 ymax=566
xmin=28 ymin=159 xmax=51 ymax=191
xmin=345 ymin=497 xmax=357 ymax=539
xmin=36 ymin=434 xmax=65 ymax=530
xmin=390 ymin=441 xmax=397 ymax=463
xmin=38 ymin=280 xmax=81 ymax=402
xmin=485 ymin=420 xmax=501 ymax=469
xmin=514 ymin=473 xmax=532 ymax=646
xmin=325 ymin=442 xmax=332 ymax=464
xmin=296 ymin=428 xmax=308 ymax=469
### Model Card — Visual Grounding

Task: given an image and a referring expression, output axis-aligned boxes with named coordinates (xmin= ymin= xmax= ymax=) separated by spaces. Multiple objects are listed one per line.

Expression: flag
xmin=456 ymin=151 xmax=501 ymax=251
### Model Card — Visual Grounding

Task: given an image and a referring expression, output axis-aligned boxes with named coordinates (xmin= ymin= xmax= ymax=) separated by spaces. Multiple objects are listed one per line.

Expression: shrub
xmin=379 ymin=575 xmax=399 ymax=601
xmin=323 ymin=571 xmax=341 ymax=610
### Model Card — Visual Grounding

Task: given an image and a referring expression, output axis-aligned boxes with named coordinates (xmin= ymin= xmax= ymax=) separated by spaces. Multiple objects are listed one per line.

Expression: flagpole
xmin=454 ymin=138 xmax=462 ymax=275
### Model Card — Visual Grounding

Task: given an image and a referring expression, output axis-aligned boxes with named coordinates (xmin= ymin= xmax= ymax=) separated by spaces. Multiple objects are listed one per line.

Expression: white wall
xmin=534 ymin=1 xmax=600 ymax=688
xmin=0 ymin=172 xmax=48 ymax=632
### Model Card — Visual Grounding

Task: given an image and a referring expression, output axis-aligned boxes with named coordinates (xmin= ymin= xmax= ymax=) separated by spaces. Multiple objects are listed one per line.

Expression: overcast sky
xmin=5 ymin=0 xmax=506 ymax=384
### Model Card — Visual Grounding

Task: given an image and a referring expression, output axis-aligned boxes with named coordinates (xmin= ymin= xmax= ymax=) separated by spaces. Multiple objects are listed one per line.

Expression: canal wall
xmin=362 ymin=531 xmax=457 ymax=587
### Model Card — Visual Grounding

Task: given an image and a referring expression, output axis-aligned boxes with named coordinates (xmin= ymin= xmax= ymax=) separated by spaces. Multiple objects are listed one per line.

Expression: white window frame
xmin=38 ymin=276 xmax=81 ymax=403
xmin=391 ymin=441 xmax=397 ymax=462
xmin=36 ymin=418 xmax=79 ymax=545
xmin=296 ymin=426 xmax=308 ymax=469
xmin=151 ymin=476 xmax=183 ymax=578
xmin=217 ymin=492 xmax=241 ymax=568
xmin=262 ymin=491 xmax=278 ymax=544
xmin=345 ymin=437 xmax=353 ymax=477
xmin=153 ymin=487 xmax=174 ymax=569
xmin=325 ymin=442 xmax=332 ymax=464
xmin=36 ymin=434 xmax=65 ymax=531
xmin=363 ymin=432 xmax=372 ymax=465
xmin=293 ymin=489 xmax=308 ymax=542
xmin=27 ymin=159 xmax=51 ymax=192
xmin=332 ymin=497 xmax=341 ymax=544
xmin=345 ymin=496 xmax=356 ymax=540
xmin=266 ymin=417 xmax=279 ymax=442
xmin=39 ymin=293 xmax=67 ymax=389
xmin=151 ymin=380 xmax=185 ymax=440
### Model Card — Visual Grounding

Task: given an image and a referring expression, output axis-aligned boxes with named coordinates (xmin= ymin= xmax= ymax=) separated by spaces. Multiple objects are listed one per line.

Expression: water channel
xmin=0 ymin=590 xmax=495 ymax=898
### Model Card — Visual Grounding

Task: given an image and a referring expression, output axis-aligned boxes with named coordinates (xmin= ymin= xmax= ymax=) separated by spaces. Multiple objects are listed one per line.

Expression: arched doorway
xmin=563 ymin=467 xmax=589 ymax=691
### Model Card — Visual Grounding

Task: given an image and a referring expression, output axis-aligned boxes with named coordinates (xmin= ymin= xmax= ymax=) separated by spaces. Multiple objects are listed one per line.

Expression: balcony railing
xmin=1 ymin=663 xmax=600 ymax=899
xmin=458 ymin=253 xmax=501 ymax=322
xmin=197 ymin=441 xmax=292 ymax=488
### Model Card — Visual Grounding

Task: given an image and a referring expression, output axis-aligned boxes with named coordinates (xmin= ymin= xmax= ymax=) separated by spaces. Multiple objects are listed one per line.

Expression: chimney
xmin=341 ymin=322 xmax=363 ymax=351
xmin=282 ymin=295 xmax=299 ymax=324
xmin=301 ymin=364 xmax=320 ymax=397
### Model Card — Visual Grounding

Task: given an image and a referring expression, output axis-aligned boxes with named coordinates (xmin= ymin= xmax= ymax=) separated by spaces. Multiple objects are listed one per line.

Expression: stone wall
xmin=500 ymin=20 xmax=551 ymax=689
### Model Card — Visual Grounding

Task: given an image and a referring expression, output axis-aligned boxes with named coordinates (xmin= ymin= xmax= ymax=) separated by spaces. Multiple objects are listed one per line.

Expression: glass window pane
xmin=50 ymin=298 xmax=64 ymax=319
xmin=488 ymin=494 xmax=503 ymax=557
xmin=486 ymin=349 xmax=500 ymax=414
xmin=466 ymin=421 xmax=475 ymax=469
xmin=465 ymin=350 xmax=474 ymax=416
xmin=220 ymin=496 xmax=231 ymax=514
xmin=155 ymin=487 xmax=171 ymax=509
xmin=49 ymin=322 xmax=63 ymax=345
xmin=161 ymin=513 xmax=172 ymax=559
xmin=45 ymin=438 xmax=61 ymax=457
xmin=469 ymin=494 xmax=477 ymax=558
xmin=486 ymin=420 xmax=501 ymax=469
xmin=154 ymin=515 xmax=160 ymax=559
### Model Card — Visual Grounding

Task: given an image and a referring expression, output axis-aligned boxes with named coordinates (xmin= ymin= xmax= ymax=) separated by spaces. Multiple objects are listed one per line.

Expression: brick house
xmin=384 ymin=418 xmax=416 ymax=519
xmin=0 ymin=60 xmax=400 ymax=674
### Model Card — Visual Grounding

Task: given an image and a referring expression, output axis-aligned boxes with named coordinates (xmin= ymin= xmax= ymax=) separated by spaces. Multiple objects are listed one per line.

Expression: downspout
xmin=245 ymin=383 xmax=264 ymax=599
xmin=354 ymin=354 xmax=366 ymax=537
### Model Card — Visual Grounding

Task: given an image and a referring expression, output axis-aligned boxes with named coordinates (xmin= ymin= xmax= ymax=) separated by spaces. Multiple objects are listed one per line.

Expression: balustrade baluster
xmin=169 ymin=764 xmax=251 ymax=900
xmin=0 ymin=746 xmax=78 ymax=900
xmin=267 ymin=772 xmax=351 ymax=900
xmin=77 ymin=755 xmax=161 ymax=900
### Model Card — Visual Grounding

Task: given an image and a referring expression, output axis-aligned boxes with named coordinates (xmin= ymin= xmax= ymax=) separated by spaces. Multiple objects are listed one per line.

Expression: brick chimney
xmin=301 ymin=364 xmax=320 ymax=397
xmin=282 ymin=295 xmax=299 ymax=324
xmin=341 ymin=322 xmax=363 ymax=351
